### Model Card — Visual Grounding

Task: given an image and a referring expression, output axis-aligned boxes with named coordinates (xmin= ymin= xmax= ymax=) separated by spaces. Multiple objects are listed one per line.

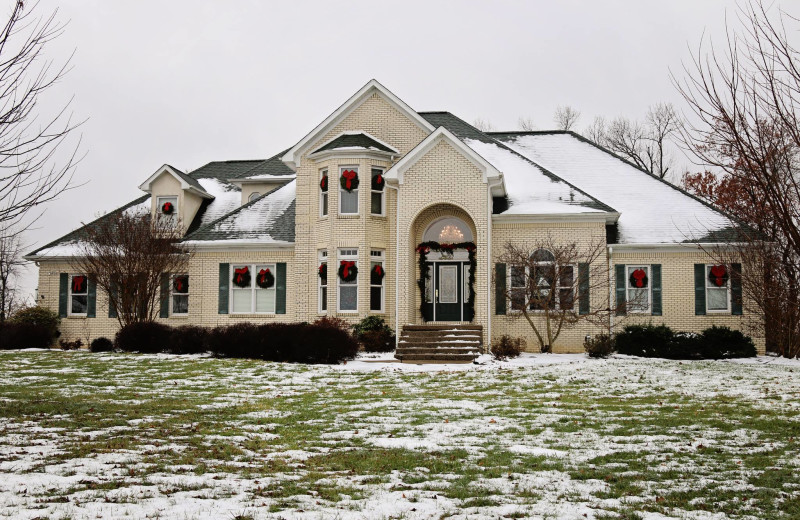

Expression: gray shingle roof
xmin=165 ymin=164 xmax=209 ymax=194
xmin=311 ymin=133 xmax=397 ymax=155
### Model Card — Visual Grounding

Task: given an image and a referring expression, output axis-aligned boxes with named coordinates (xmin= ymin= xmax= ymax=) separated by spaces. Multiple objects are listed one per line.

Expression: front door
xmin=435 ymin=262 xmax=462 ymax=321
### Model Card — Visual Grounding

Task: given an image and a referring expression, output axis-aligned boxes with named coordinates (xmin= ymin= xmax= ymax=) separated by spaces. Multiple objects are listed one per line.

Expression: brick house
xmin=25 ymin=80 xmax=762 ymax=356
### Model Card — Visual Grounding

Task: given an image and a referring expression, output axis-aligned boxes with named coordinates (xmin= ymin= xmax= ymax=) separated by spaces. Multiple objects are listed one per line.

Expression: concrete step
xmin=398 ymin=340 xmax=482 ymax=348
xmin=402 ymin=324 xmax=483 ymax=331
xmin=396 ymin=352 xmax=478 ymax=363
xmin=396 ymin=347 xmax=480 ymax=355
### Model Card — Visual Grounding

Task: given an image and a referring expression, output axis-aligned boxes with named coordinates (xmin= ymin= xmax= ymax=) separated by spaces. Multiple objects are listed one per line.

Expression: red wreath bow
xmin=162 ymin=202 xmax=174 ymax=214
xmin=631 ymin=269 xmax=647 ymax=288
xmin=710 ymin=265 xmax=728 ymax=287
xmin=174 ymin=276 xmax=186 ymax=292
xmin=234 ymin=266 xmax=249 ymax=284
xmin=342 ymin=170 xmax=357 ymax=190
xmin=340 ymin=260 xmax=356 ymax=278
xmin=374 ymin=265 xmax=384 ymax=276
xmin=318 ymin=263 xmax=326 ymax=277
xmin=72 ymin=275 xmax=86 ymax=293
xmin=258 ymin=268 xmax=270 ymax=283
xmin=320 ymin=176 xmax=328 ymax=191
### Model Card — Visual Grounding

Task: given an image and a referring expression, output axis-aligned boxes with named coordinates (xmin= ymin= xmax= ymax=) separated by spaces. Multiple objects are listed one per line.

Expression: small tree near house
xmin=495 ymin=237 xmax=633 ymax=352
xmin=72 ymin=208 xmax=192 ymax=327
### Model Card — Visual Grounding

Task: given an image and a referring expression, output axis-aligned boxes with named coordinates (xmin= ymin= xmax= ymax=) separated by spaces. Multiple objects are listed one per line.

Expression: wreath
xmin=629 ymin=269 xmax=648 ymax=288
xmin=232 ymin=266 xmax=251 ymax=288
xmin=320 ymin=175 xmax=328 ymax=192
xmin=318 ymin=263 xmax=327 ymax=279
xmin=72 ymin=275 xmax=87 ymax=293
xmin=371 ymin=264 xmax=385 ymax=284
xmin=161 ymin=201 xmax=174 ymax=215
xmin=256 ymin=268 xmax=274 ymax=289
xmin=338 ymin=261 xmax=358 ymax=282
xmin=371 ymin=172 xmax=385 ymax=191
xmin=340 ymin=170 xmax=359 ymax=192
xmin=709 ymin=265 xmax=729 ymax=287
xmin=173 ymin=275 xmax=188 ymax=293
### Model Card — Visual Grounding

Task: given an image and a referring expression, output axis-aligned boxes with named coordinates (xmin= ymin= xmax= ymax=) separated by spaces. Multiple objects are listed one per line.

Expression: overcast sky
xmin=14 ymin=0 xmax=794 ymax=299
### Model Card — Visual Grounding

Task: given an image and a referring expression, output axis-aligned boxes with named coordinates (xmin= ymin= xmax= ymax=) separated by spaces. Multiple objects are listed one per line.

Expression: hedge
xmin=615 ymin=324 xmax=756 ymax=360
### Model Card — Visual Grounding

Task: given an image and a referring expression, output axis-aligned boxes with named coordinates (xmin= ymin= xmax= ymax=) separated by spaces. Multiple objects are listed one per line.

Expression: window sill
xmin=169 ymin=315 xmax=189 ymax=319
xmin=370 ymin=214 xmax=387 ymax=219
xmin=707 ymin=310 xmax=731 ymax=315
xmin=337 ymin=213 xmax=360 ymax=219
xmin=228 ymin=313 xmax=277 ymax=316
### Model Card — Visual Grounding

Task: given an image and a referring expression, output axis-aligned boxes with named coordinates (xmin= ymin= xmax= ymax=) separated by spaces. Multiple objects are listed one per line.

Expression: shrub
xmin=0 ymin=322 xmax=54 ymax=349
xmin=698 ymin=326 xmax=756 ymax=359
xmin=59 ymin=338 xmax=83 ymax=351
xmin=10 ymin=306 xmax=60 ymax=342
xmin=115 ymin=322 xmax=173 ymax=353
xmin=168 ymin=325 xmax=210 ymax=355
xmin=352 ymin=316 xmax=395 ymax=352
xmin=90 ymin=337 xmax=114 ymax=352
xmin=490 ymin=335 xmax=525 ymax=360
xmin=584 ymin=334 xmax=614 ymax=358
xmin=669 ymin=332 xmax=702 ymax=360
xmin=615 ymin=324 xmax=675 ymax=357
xmin=208 ymin=323 xmax=262 ymax=359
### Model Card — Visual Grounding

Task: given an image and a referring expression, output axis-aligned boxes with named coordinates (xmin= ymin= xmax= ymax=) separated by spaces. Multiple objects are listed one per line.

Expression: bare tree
xmin=472 ymin=118 xmax=494 ymax=132
xmin=584 ymin=116 xmax=607 ymax=143
xmin=0 ymin=1 xmax=82 ymax=231
xmin=553 ymin=105 xmax=581 ymax=131
xmin=674 ymin=0 xmax=800 ymax=358
xmin=72 ymin=209 xmax=192 ymax=327
xmin=518 ymin=116 xmax=536 ymax=131
xmin=0 ymin=229 xmax=25 ymax=322
xmin=496 ymin=237 xmax=630 ymax=352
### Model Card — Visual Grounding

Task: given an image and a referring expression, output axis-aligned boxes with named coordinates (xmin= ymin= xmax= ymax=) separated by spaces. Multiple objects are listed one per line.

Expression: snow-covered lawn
xmin=0 ymin=351 xmax=798 ymax=519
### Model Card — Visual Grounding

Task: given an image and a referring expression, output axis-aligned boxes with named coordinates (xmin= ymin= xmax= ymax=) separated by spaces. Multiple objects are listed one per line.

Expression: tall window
xmin=171 ymin=274 xmax=189 ymax=315
xmin=319 ymin=250 xmax=328 ymax=313
xmin=69 ymin=274 xmax=88 ymax=316
xmin=338 ymin=249 xmax=358 ymax=312
xmin=626 ymin=265 xmax=651 ymax=312
xmin=510 ymin=265 xmax=526 ymax=311
xmin=157 ymin=196 xmax=178 ymax=227
xmin=706 ymin=264 xmax=731 ymax=312
xmin=371 ymin=167 xmax=384 ymax=215
xmin=512 ymin=249 xmax=575 ymax=311
xmin=370 ymin=250 xmax=384 ymax=312
xmin=320 ymin=168 xmax=328 ymax=217
xmin=230 ymin=263 xmax=277 ymax=314
xmin=339 ymin=166 xmax=358 ymax=215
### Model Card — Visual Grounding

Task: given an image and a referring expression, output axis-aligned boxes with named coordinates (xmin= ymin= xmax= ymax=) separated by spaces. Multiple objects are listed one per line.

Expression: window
xmin=510 ymin=265 xmax=526 ymax=311
xmin=706 ymin=264 xmax=731 ymax=312
xmin=511 ymin=249 xmax=575 ymax=312
xmin=626 ymin=265 xmax=651 ymax=312
xmin=371 ymin=167 xmax=384 ymax=215
xmin=69 ymin=274 xmax=88 ymax=316
xmin=320 ymin=169 xmax=328 ymax=217
xmin=338 ymin=249 xmax=358 ymax=312
xmin=423 ymin=217 xmax=474 ymax=243
xmin=230 ymin=263 xmax=277 ymax=314
xmin=339 ymin=166 xmax=358 ymax=215
xmin=370 ymin=250 xmax=384 ymax=312
xmin=157 ymin=196 xmax=178 ymax=227
xmin=171 ymin=274 xmax=189 ymax=315
xmin=319 ymin=250 xmax=328 ymax=313
xmin=248 ymin=192 xmax=261 ymax=202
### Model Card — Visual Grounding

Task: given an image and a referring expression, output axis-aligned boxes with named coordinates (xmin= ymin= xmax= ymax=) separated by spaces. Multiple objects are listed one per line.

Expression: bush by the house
xmin=615 ymin=324 xmax=675 ymax=357
xmin=168 ymin=325 xmax=210 ymax=355
xmin=114 ymin=322 xmax=173 ymax=353
xmin=0 ymin=322 xmax=55 ymax=349
xmin=614 ymin=324 xmax=755 ymax=360
xmin=59 ymin=338 xmax=82 ymax=351
xmin=352 ymin=316 xmax=395 ymax=352
xmin=584 ymin=334 xmax=614 ymax=358
xmin=90 ymin=337 xmax=114 ymax=352
xmin=698 ymin=326 xmax=756 ymax=359
xmin=490 ymin=335 xmax=525 ymax=360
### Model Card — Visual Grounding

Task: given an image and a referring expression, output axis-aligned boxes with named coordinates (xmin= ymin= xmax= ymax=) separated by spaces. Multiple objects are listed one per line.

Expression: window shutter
xmin=495 ymin=263 xmax=506 ymax=315
xmin=578 ymin=263 xmax=590 ymax=315
xmin=694 ymin=264 xmax=706 ymax=315
xmin=650 ymin=264 xmax=662 ymax=316
xmin=731 ymin=262 xmax=743 ymax=315
xmin=218 ymin=263 xmax=229 ymax=314
xmin=87 ymin=278 xmax=97 ymax=318
xmin=276 ymin=262 xmax=287 ymax=315
xmin=58 ymin=273 xmax=68 ymax=318
xmin=615 ymin=264 xmax=626 ymax=316
xmin=159 ymin=274 xmax=169 ymax=318
xmin=108 ymin=282 xmax=118 ymax=318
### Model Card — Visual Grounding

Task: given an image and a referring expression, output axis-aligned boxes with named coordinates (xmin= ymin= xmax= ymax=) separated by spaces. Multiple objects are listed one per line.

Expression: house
xmin=25 ymin=80 xmax=763 ymax=357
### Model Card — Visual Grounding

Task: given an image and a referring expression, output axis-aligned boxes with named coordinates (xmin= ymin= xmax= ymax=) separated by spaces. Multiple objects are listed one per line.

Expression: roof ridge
xmin=487 ymin=130 xmax=570 ymax=136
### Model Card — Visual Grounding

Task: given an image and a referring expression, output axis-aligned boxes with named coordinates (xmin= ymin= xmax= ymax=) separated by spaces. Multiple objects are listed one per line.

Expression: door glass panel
xmin=439 ymin=265 xmax=458 ymax=304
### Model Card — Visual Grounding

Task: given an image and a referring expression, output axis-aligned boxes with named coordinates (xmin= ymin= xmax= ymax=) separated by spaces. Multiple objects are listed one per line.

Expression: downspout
xmin=387 ymin=180 xmax=400 ymax=349
xmin=487 ymin=179 xmax=503 ymax=352
xmin=608 ymin=245 xmax=614 ymax=335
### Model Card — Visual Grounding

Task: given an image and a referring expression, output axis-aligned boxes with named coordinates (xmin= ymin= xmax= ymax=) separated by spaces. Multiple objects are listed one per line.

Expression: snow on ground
xmin=0 ymin=351 xmax=798 ymax=519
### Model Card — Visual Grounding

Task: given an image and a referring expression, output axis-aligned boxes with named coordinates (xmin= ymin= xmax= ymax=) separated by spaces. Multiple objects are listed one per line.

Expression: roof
xmin=490 ymin=130 xmax=736 ymax=243
xmin=311 ymin=132 xmax=398 ymax=155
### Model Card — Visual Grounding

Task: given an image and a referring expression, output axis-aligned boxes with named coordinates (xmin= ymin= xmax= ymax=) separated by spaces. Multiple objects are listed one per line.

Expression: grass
xmin=0 ymin=350 xmax=798 ymax=519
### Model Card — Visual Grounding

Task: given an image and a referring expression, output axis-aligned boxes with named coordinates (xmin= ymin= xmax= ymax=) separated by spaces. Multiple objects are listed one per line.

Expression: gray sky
xmin=15 ymin=0 xmax=781 ymax=299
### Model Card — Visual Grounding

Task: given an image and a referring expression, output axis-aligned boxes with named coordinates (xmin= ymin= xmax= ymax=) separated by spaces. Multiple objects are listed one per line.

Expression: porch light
xmin=439 ymin=224 xmax=464 ymax=242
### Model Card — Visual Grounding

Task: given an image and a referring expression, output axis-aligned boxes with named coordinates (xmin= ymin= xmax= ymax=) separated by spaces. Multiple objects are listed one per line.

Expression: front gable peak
xmin=138 ymin=164 xmax=214 ymax=200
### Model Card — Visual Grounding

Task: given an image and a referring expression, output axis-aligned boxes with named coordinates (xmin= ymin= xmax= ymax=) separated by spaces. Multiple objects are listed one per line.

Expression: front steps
xmin=395 ymin=324 xmax=483 ymax=363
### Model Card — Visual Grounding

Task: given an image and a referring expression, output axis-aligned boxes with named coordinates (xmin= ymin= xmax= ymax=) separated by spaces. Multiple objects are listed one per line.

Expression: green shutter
xmin=87 ymin=278 xmax=97 ymax=318
xmin=615 ymin=264 xmax=626 ymax=316
xmin=651 ymin=264 xmax=662 ymax=316
xmin=578 ymin=263 xmax=590 ymax=315
xmin=694 ymin=264 xmax=706 ymax=315
xmin=495 ymin=263 xmax=506 ymax=315
xmin=58 ymin=273 xmax=68 ymax=318
xmin=731 ymin=262 xmax=743 ymax=315
xmin=218 ymin=263 xmax=229 ymax=314
xmin=276 ymin=262 xmax=287 ymax=315
xmin=108 ymin=282 xmax=118 ymax=318
xmin=159 ymin=274 xmax=169 ymax=318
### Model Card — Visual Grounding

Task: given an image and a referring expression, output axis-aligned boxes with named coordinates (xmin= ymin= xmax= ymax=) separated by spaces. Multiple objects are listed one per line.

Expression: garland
xmin=415 ymin=241 xmax=477 ymax=321
xmin=340 ymin=170 xmax=359 ymax=191
xmin=320 ymin=175 xmax=328 ymax=192
xmin=161 ymin=201 xmax=174 ymax=215
xmin=338 ymin=261 xmax=358 ymax=282
xmin=630 ymin=269 xmax=648 ymax=288
xmin=371 ymin=264 xmax=385 ymax=284
xmin=173 ymin=275 xmax=188 ymax=293
xmin=233 ymin=266 xmax=251 ymax=288
xmin=709 ymin=265 xmax=728 ymax=287
xmin=318 ymin=263 xmax=327 ymax=280
xmin=256 ymin=268 xmax=274 ymax=289
xmin=371 ymin=172 xmax=385 ymax=191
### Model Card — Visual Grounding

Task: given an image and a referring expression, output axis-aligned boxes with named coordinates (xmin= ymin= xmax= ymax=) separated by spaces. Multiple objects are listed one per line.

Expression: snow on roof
xmin=497 ymin=133 xmax=735 ymax=243
xmin=31 ymin=241 xmax=85 ymax=258
xmin=463 ymin=139 xmax=608 ymax=215
xmin=234 ymin=174 xmax=297 ymax=181
xmin=194 ymin=178 xmax=242 ymax=228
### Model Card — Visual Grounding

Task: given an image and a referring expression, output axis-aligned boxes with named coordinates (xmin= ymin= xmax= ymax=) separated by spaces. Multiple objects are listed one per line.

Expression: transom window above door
xmin=423 ymin=217 xmax=473 ymax=243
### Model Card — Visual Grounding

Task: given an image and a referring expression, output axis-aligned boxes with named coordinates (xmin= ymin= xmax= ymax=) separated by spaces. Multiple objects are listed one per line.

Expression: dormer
xmin=228 ymin=174 xmax=296 ymax=206
xmin=138 ymin=164 xmax=215 ymax=234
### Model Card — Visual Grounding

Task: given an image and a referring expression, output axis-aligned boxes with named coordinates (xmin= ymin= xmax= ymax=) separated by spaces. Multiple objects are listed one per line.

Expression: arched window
xmin=423 ymin=217 xmax=473 ymax=243
xmin=509 ymin=249 xmax=574 ymax=311
xmin=248 ymin=192 xmax=261 ymax=202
